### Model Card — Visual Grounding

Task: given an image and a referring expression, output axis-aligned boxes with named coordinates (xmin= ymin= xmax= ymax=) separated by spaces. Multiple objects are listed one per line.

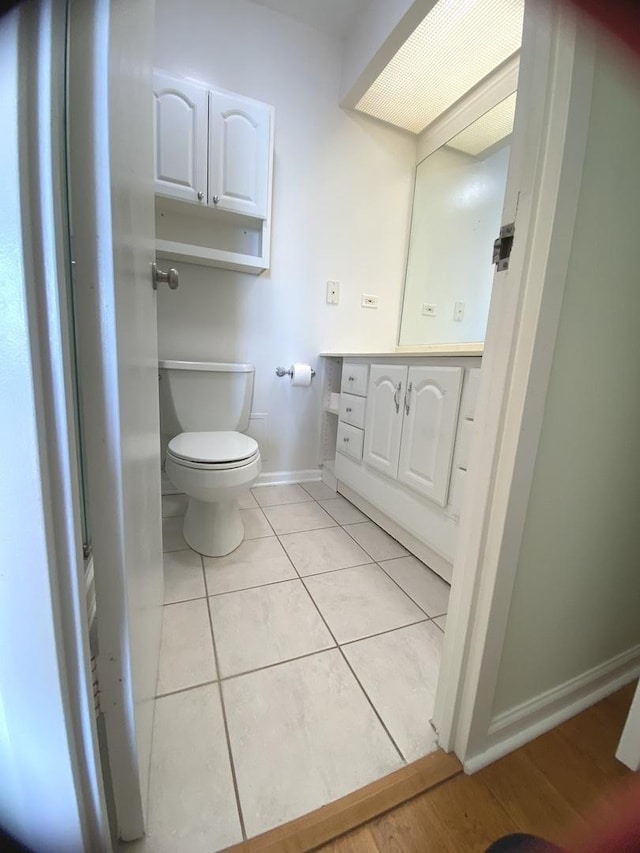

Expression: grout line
xmin=155 ymin=678 xmax=219 ymax=701
xmin=339 ymin=617 xmax=432 ymax=649
xmin=202 ymin=554 xmax=248 ymax=841
xmin=277 ymin=533 xmax=408 ymax=765
xmin=217 ymin=645 xmax=337 ymax=685
xmin=374 ymin=561 xmax=433 ymax=621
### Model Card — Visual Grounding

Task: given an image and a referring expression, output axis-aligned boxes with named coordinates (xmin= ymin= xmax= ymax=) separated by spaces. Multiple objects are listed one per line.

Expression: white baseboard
xmin=464 ymin=644 xmax=640 ymax=773
xmin=254 ymin=468 xmax=322 ymax=487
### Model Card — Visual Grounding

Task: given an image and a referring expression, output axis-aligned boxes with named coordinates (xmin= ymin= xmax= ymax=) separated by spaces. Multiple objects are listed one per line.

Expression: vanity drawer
xmin=339 ymin=393 xmax=366 ymax=429
xmin=337 ymin=421 xmax=364 ymax=462
xmin=341 ymin=362 xmax=369 ymax=397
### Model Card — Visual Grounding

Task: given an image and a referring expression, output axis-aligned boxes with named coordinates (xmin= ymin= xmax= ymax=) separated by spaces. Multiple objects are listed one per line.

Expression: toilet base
xmin=183 ymin=496 xmax=244 ymax=557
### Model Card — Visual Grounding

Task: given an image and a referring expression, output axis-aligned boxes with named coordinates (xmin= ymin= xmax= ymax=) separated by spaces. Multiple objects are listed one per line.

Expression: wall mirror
xmin=398 ymin=94 xmax=516 ymax=347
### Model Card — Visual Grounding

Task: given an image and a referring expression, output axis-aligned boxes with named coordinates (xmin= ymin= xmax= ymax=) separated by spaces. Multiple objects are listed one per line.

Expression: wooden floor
xmin=318 ymin=683 xmax=636 ymax=853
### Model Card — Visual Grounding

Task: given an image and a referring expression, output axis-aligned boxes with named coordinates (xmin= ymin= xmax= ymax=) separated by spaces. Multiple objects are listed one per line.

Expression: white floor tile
xmin=251 ymin=483 xmax=313 ymax=507
xmin=162 ymin=493 xmax=188 ymax=518
xmin=342 ymin=622 xmax=443 ymax=762
xmin=162 ymin=516 xmax=187 ymax=553
xmin=262 ymin=502 xmax=337 ymax=535
xmin=240 ymin=507 xmax=273 ymax=539
xmin=210 ymin=580 xmax=334 ymax=677
xmin=163 ymin=549 xmax=205 ymax=604
xmin=204 ymin=537 xmax=296 ymax=596
xmin=379 ymin=556 xmax=450 ymax=617
xmin=223 ymin=650 xmax=402 ymax=837
xmin=144 ymin=685 xmax=242 ymax=852
xmin=279 ymin=527 xmax=371 ymax=577
xmin=300 ymin=481 xmax=337 ymax=501
xmin=304 ymin=564 xmax=425 ymax=644
xmin=318 ymin=496 xmax=368 ymax=525
xmin=433 ymin=614 xmax=447 ymax=631
xmin=238 ymin=489 xmax=258 ymax=509
xmin=343 ymin=522 xmax=409 ymax=562
xmin=156 ymin=599 xmax=217 ymax=695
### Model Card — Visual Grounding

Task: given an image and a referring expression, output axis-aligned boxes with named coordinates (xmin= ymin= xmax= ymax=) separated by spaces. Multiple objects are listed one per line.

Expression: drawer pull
xmin=343 ymin=436 xmax=350 ymax=442
xmin=348 ymin=376 xmax=355 ymax=382
xmin=346 ymin=407 xmax=352 ymax=413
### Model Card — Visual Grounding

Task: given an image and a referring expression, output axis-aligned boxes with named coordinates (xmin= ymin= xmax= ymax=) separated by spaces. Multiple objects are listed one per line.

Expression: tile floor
xmin=139 ymin=482 xmax=450 ymax=852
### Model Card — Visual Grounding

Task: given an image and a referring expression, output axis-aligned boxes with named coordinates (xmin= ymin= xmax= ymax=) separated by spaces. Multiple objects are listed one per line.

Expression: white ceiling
xmin=247 ymin=0 xmax=370 ymax=40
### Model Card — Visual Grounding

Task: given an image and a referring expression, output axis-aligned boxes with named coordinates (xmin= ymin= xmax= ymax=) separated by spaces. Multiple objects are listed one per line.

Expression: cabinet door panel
xmin=153 ymin=73 xmax=208 ymax=204
xmin=363 ymin=365 xmax=407 ymax=479
xmin=209 ymin=91 xmax=271 ymax=219
xmin=398 ymin=366 xmax=463 ymax=506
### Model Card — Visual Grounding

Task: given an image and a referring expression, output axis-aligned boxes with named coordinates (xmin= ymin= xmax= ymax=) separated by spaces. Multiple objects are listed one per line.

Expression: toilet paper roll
xmin=291 ymin=363 xmax=313 ymax=387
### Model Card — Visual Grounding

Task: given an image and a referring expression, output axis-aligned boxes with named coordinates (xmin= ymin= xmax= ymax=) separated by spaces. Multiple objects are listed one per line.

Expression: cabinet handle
xmin=404 ymin=381 xmax=412 ymax=416
xmin=348 ymin=376 xmax=355 ymax=382
xmin=393 ymin=381 xmax=402 ymax=414
xmin=212 ymin=195 xmax=219 ymax=205
xmin=343 ymin=436 xmax=350 ymax=443
xmin=346 ymin=407 xmax=352 ymax=413
xmin=197 ymin=191 xmax=204 ymax=201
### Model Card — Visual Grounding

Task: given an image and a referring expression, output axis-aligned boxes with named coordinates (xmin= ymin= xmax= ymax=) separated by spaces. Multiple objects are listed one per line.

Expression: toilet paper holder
xmin=275 ymin=365 xmax=316 ymax=379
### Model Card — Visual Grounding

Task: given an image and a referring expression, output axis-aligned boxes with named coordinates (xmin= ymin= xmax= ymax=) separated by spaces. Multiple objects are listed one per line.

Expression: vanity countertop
xmin=320 ymin=343 xmax=484 ymax=359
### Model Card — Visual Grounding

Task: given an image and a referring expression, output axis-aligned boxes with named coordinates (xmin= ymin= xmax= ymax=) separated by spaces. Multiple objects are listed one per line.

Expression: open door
xmin=67 ymin=0 xmax=164 ymax=839
xmin=617 ymin=681 xmax=640 ymax=770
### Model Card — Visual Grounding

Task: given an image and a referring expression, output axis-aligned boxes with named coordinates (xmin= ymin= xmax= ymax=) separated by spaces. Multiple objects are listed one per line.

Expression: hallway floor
xmin=140 ymin=482 xmax=450 ymax=852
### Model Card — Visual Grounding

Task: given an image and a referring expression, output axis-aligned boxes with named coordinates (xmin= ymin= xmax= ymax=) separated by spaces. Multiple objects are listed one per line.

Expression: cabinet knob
xmin=343 ymin=437 xmax=350 ymax=442
xmin=346 ymin=407 xmax=352 ymax=413
xmin=197 ymin=191 xmax=204 ymax=201
xmin=348 ymin=376 xmax=355 ymax=382
xmin=212 ymin=195 xmax=219 ymax=205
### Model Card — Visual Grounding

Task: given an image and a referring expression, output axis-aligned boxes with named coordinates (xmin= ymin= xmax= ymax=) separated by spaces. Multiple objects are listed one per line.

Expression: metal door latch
xmin=492 ymin=222 xmax=515 ymax=271
xmin=152 ymin=262 xmax=179 ymax=290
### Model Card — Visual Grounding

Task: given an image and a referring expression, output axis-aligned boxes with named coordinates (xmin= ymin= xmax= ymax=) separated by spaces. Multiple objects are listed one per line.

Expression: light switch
xmin=326 ymin=280 xmax=340 ymax=305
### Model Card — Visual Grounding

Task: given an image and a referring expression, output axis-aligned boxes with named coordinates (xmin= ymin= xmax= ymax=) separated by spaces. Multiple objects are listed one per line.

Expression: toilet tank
xmin=158 ymin=360 xmax=255 ymax=436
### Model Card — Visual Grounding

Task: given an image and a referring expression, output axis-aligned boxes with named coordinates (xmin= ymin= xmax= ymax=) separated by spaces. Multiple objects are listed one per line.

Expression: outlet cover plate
xmin=361 ymin=294 xmax=379 ymax=308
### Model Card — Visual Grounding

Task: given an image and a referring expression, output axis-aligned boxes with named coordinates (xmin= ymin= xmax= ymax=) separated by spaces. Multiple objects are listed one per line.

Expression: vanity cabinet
xmin=153 ymin=71 xmax=274 ymax=274
xmin=363 ymin=364 xmax=462 ymax=505
xmin=325 ymin=354 xmax=480 ymax=582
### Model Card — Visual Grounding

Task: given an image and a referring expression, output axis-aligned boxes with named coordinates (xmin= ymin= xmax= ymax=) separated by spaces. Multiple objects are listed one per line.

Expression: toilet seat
xmin=167 ymin=430 xmax=260 ymax=470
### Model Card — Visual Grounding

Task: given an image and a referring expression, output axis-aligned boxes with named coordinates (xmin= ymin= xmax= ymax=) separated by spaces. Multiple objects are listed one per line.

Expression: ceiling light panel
xmin=356 ymin=0 xmax=524 ymax=134
xmin=447 ymin=92 xmax=517 ymax=156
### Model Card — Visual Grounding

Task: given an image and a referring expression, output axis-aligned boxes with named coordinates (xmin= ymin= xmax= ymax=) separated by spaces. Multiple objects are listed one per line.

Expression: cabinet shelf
xmin=156 ymin=238 xmax=268 ymax=274
xmin=323 ymin=404 xmax=340 ymax=415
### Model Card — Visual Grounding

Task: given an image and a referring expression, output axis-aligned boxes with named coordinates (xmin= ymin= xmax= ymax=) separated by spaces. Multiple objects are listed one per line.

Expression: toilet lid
xmin=168 ymin=431 xmax=259 ymax=464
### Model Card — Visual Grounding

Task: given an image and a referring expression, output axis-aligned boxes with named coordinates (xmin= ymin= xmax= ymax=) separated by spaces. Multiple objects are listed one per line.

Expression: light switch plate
xmin=422 ymin=303 xmax=437 ymax=316
xmin=361 ymin=294 xmax=379 ymax=308
xmin=454 ymin=301 xmax=465 ymax=321
xmin=326 ymin=280 xmax=340 ymax=305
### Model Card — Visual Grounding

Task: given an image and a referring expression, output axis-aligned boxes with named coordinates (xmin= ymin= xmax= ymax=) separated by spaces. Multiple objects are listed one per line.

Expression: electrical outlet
xmin=361 ymin=294 xmax=379 ymax=309
xmin=454 ymin=301 xmax=465 ymax=321
xmin=326 ymin=280 xmax=340 ymax=305
xmin=422 ymin=303 xmax=437 ymax=316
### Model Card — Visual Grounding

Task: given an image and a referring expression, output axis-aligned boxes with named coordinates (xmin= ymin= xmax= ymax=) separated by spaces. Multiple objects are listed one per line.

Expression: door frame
xmin=433 ymin=2 xmax=596 ymax=768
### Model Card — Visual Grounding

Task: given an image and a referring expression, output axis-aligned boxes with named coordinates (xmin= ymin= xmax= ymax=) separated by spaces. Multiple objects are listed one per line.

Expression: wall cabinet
xmin=154 ymin=73 xmax=208 ymax=205
xmin=153 ymin=71 xmax=274 ymax=274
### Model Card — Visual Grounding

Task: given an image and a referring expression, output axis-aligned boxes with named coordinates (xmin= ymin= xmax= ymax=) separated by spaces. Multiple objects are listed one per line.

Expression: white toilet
xmin=158 ymin=360 xmax=261 ymax=557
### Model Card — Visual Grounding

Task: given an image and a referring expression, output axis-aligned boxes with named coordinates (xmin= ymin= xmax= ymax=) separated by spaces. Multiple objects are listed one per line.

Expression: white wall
xmin=399 ymin=143 xmax=510 ymax=345
xmin=154 ymin=0 xmax=416 ymax=476
xmin=491 ymin=39 xmax=640 ymax=718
